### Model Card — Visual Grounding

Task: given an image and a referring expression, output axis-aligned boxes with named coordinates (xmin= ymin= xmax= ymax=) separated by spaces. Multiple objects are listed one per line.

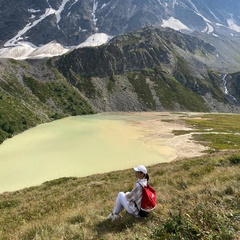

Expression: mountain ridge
xmin=1 ymin=0 xmax=240 ymax=49
xmin=1 ymin=27 xmax=240 ymax=146
xmin=1 ymin=1 xmax=240 ymax=143
xmin=53 ymin=27 xmax=240 ymax=112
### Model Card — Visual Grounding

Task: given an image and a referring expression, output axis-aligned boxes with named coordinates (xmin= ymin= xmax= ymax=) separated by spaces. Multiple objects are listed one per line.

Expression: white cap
xmin=133 ymin=165 xmax=147 ymax=174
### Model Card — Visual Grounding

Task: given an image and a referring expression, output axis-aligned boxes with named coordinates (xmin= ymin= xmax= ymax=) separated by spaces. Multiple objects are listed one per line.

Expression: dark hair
xmin=138 ymin=171 xmax=149 ymax=181
xmin=145 ymin=173 xmax=149 ymax=181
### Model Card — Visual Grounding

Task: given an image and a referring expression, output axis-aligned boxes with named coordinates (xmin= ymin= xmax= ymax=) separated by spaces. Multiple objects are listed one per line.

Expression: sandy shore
xmin=123 ymin=112 xmax=208 ymax=161
xmin=0 ymin=112 xmax=208 ymax=193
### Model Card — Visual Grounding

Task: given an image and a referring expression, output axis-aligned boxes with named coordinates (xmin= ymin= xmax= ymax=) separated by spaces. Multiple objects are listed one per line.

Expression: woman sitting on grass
xmin=107 ymin=165 xmax=149 ymax=221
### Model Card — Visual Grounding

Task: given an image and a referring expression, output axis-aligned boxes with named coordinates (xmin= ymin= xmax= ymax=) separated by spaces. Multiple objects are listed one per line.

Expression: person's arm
xmin=125 ymin=183 xmax=141 ymax=202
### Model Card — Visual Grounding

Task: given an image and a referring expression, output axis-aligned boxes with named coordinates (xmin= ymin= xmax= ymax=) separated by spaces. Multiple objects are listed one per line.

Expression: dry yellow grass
xmin=1 ymin=113 xmax=240 ymax=239
xmin=0 ymin=150 xmax=239 ymax=240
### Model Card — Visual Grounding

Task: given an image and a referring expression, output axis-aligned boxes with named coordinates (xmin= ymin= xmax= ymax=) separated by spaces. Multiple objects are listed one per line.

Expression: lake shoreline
xmin=118 ymin=111 xmax=208 ymax=161
xmin=0 ymin=112 xmax=208 ymax=193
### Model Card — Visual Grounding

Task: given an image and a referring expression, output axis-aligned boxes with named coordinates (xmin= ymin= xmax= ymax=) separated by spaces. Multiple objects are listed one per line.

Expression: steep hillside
xmin=1 ymin=27 xmax=240 ymax=144
xmin=55 ymin=27 xmax=240 ymax=112
xmin=227 ymin=72 xmax=240 ymax=102
xmin=0 ymin=150 xmax=239 ymax=239
xmin=0 ymin=59 xmax=94 ymax=143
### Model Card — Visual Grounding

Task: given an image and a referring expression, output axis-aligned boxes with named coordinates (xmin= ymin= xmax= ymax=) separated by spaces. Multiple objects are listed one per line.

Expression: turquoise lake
xmin=0 ymin=113 xmax=177 ymax=193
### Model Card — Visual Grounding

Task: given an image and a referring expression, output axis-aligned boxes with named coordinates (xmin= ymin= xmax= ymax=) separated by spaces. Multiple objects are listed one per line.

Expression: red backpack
xmin=141 ymin=183 xmax=157 ymax=211
xmin=136 ymin=183 xmax=157 ymax=217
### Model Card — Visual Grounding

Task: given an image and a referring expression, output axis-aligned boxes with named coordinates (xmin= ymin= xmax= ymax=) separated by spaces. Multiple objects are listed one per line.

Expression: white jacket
xmin=126 ymin=178 xmax=148 ymax=216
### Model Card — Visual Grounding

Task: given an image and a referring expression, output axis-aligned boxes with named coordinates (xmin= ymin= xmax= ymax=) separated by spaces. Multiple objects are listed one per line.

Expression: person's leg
xmin=107 ymin=192 xmax=135 ymax=220
xmin=113 ymin=192 xmax=134 ymax=215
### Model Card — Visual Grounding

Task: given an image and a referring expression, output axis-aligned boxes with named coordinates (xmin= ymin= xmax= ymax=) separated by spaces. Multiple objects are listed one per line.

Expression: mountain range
xmin=1 ymin=0 xmax=240 ymax=59
xmin=1 ymin=0 xmax=240 ymax=143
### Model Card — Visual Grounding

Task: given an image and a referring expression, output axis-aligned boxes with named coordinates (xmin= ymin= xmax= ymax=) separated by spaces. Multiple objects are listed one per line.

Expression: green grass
xmin=0 ymin=70 xmax=95 ymax=144
xmin=154 ymin=73 xmax=208 ymax=111
xmin=127 ymin=70 xmax=209 ymax=111
xmin=128 ymin=71 xmax=157 ymax=109
xmin=185 ymin=113 xmax=240 ymax=132
xmin=0 ymin=151 xmax=239 ymax=239
xmin=0 ymin=113 xmax=240 ymax=239
xmin=175 ymin=113 xmax=240 ymax=151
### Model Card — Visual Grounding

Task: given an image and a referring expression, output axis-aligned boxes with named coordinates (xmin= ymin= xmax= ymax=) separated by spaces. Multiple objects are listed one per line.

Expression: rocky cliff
xmin=0 ymin=27 xmax=240 ymax=144
xmin=54 ymin=27 xmax=240 ymax=112
xmin=1 ymin=0 xmax=240 ymax=48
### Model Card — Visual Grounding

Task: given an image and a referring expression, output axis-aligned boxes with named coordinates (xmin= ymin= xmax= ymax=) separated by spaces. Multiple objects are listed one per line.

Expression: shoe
xmin=107 ymin=213 xmax=121 ymax=221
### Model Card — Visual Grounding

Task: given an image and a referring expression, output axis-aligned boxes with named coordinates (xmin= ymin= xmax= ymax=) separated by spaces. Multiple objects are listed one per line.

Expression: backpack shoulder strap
xmin=137 ymin=181 xmax=148 ymax=188
xmin=134 ymin=182 xmax=145 ymax=211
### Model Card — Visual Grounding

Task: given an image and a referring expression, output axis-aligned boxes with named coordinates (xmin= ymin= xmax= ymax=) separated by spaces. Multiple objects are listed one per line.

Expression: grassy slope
xmin=0 ymin=113 xmax=240 ymax=239
xmin=0 ymin=152 xmax=239 ymax=240
xmin=0 ymin=59 xmax=95 ymax=144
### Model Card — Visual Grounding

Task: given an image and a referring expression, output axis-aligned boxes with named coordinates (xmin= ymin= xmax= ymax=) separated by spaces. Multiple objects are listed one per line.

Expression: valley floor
xmin=0 ymin=112 xmax=239 ymax=239
xmin=117 ymin=111 xmax=208 ymax=161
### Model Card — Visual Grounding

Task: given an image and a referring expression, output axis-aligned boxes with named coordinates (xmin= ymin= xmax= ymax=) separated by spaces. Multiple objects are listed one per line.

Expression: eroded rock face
xmin=55 ymin=27 xmax=215 ymax=77
xmin=1 ymin=26 xmax=240 ymax=145
xmin=54 ymin=27 xmax=240 ymax=113
xmin=1 ymin=0 xmax=240 ymax=48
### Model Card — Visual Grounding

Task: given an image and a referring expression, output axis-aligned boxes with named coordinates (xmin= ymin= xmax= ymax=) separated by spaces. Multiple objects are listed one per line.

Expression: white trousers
xmin=113 ymin=192 xmax=134 ymax=215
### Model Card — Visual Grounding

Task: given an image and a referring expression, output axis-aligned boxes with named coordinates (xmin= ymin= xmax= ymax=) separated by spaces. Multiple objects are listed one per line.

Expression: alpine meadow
xmin=0 ymin=0 xmax=240 ymax=239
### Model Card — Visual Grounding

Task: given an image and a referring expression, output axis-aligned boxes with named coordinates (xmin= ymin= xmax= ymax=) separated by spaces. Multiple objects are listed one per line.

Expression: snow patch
xmin=208 ymin=9 xmax=221 ymax=22
xmin=0 ymin=41 xmax=69 ymax=60
xmin=202 ymin=23 xmax=214 ymax=34
xmin=5 ymin=0 xmax=73 ymax=47
xmin=68 ymin=0 xmax=79 ymax=9
xmin=92 ymin=0 xmax=98 ymax=30
xmin=0 ymin=42 xmax=37 ymax=59
xmin=0 ymin=33 xmax=112 ymax=59
xmin=55 ymin=0 xmax=71 ymax=24
xmin=5 ymin=8 xmax=56 ymax=47
xmin=172 ymin=0 xmax=177 ymax=8
xmin=207 ymin=23 xmax=214 ymax=33
xmin=187 ymin=0 xmax=212 ymax=24
xmin=101 ymin=3 xmax=108 ymax=9
xmin=28 ymin=42 xmax=69 ymax=58
xmin=28 ymin=9 xmax=41 ymax=13
xmin=216 ymin=23 xmax=225 ymax=27
xmin=76 ymin=33 xmax=112 ymax=48
xmin=227 ymin=18 xmax=240 ymax=32
xmin=161 ymin=17 xmax=190 ymax=31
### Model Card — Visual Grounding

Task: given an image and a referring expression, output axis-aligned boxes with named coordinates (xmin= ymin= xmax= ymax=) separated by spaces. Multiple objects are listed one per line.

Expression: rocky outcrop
xmin=1 ymin=26 xmax=240 ymax=144
xmin=1 ymin=0 xmax=240 ymax=48
xmin=54 ymin=27 xmax=240 ymax=113
xmin=55 ymin=27 xmax=215 ymax=77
